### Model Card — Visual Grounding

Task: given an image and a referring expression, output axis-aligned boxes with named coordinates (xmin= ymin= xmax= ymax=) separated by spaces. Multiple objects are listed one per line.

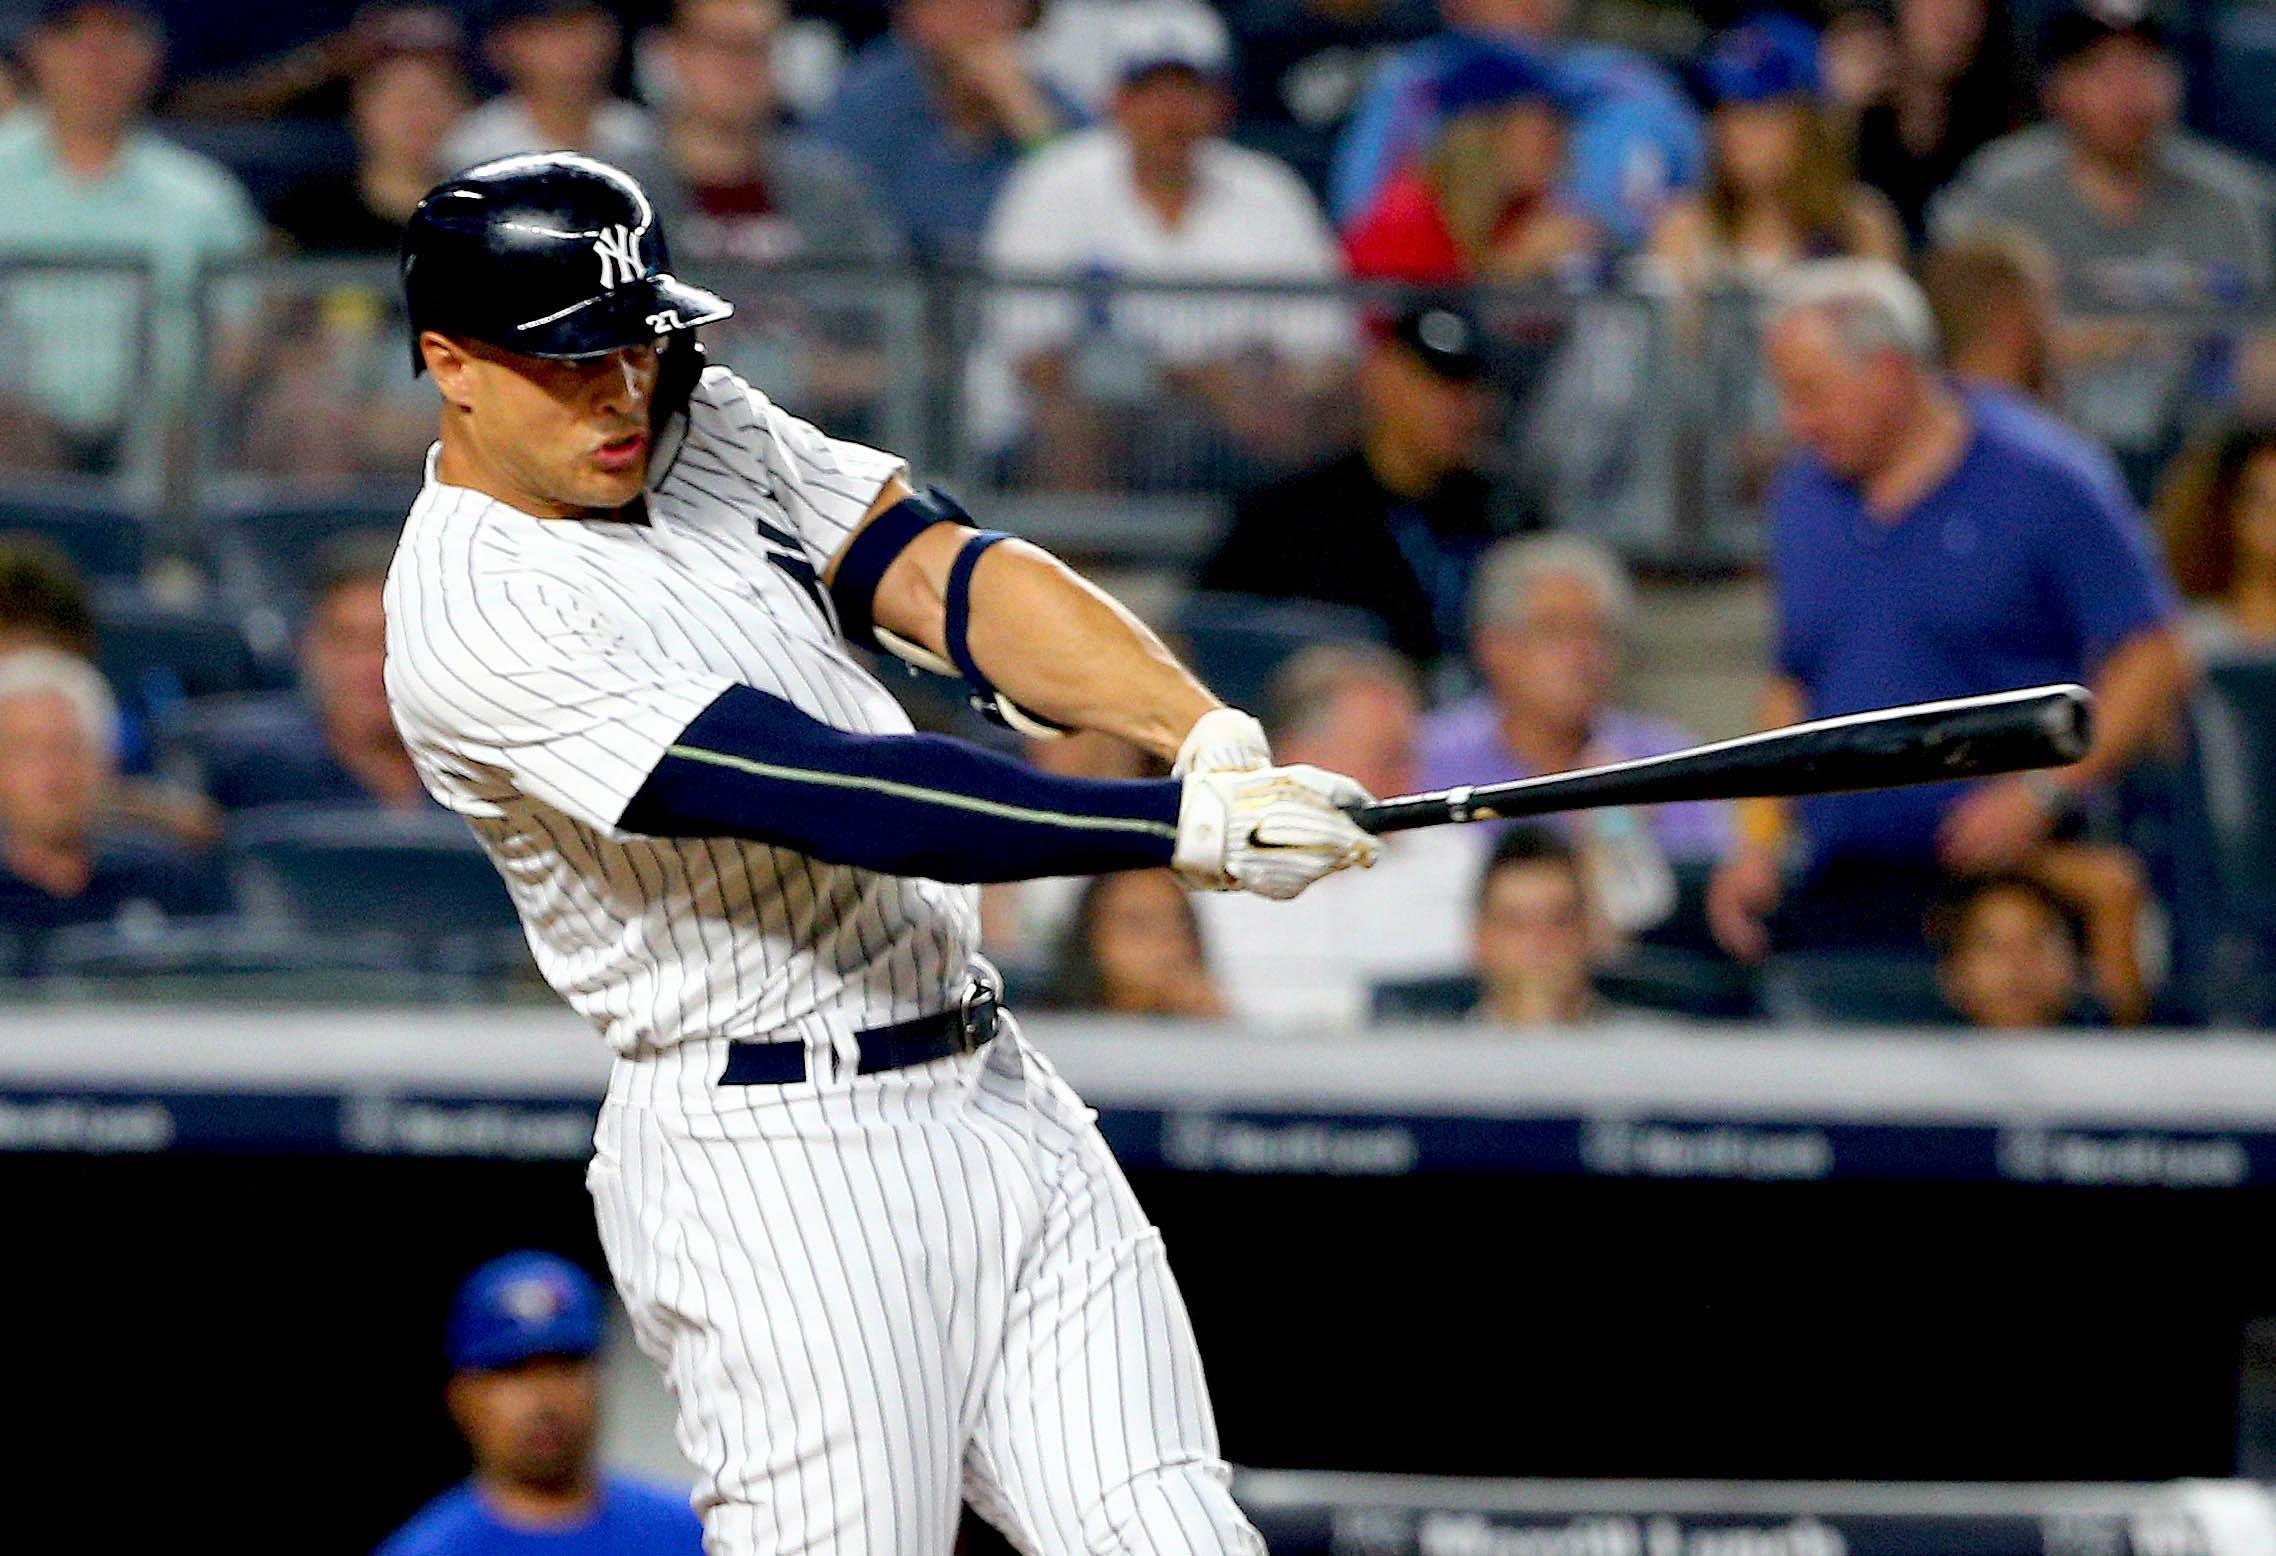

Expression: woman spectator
xmin=1342 ymin=41 xmax=1599 ymax=285
xmin=1647 ymin=15 xmax=1902 ymax=293
xmin=2155 ymin=421 xmax=2276 ymax=656
xmin=234 ymin=34 xmax=470 ymax=479
xmin=1830 ymin=0 xmax=2031 ymax=248
xmin=1041 ymin=869 xmax=1229 ymax=1017
xmin=270 ymin=28 xmax=472 ymax=255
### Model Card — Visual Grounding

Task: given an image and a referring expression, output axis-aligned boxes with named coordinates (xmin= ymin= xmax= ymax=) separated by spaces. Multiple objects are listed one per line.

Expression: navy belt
xmin=720 ymin=967 xmax=1003 ymax=1086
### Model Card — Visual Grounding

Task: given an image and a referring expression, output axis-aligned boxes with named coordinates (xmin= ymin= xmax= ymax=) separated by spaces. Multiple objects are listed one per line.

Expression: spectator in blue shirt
xmin=199 ymin=532 xmax=431 ymax=813
xmin=813 ymin=0 xmax=1082 ymax=261
xmin=376 ymin=1251 xmax=703 ymax=1556
xmin=1706 ymin=257 xmax=2190 ymax=960
xmin=1328 ymin=0 xmax=1703 ymax=251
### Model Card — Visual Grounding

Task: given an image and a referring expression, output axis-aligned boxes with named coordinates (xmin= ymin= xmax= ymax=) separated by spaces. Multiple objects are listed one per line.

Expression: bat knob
xmin=2045 ymin=684 xmax=2094 ymax=763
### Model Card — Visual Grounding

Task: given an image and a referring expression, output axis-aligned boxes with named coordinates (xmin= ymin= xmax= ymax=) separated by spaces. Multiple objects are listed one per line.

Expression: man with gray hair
xmin=1193 ymin=641 xmax=1481 ymax=1021
xmin=0 ymin=648 xmax=226 ymax=973
xmin=1706 ymin=255 xmax=2187 ymax=961
xmin=1418 ymin=533 xmax=1732 ymax=935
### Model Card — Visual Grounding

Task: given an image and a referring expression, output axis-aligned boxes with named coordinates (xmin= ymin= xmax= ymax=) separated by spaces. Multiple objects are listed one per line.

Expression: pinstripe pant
xmin=588 ymin=1018 xmax=1265 ymax=1556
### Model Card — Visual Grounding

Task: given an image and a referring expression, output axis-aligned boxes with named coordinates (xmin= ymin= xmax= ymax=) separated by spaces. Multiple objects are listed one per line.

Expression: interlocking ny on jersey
xmin=384 ymin=365 xmax=1183 ymax=1059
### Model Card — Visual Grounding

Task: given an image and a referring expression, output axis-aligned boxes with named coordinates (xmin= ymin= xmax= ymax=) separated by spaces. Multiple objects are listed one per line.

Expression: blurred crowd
xmin=3 ymin=0 xmax=2276 ymax=1031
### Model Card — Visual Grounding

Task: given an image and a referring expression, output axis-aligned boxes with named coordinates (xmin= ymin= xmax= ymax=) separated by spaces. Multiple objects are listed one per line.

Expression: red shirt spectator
xmin=1339 ymin=40 xmax=1597 ymax=284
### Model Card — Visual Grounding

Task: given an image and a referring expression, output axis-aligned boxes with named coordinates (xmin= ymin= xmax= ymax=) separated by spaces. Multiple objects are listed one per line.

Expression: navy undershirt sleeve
xmin=617 ymin=684 xmax=1181 ymax=882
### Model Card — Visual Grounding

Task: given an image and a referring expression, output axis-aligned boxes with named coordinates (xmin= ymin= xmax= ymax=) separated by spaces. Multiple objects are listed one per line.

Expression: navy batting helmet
xmin=400 ymin=152 xmax=732 ymax=375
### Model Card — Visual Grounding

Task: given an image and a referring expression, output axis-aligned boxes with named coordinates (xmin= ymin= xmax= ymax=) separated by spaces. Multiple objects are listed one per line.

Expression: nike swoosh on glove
xmin=1172 ymin=763 xmax=1383 ymax=901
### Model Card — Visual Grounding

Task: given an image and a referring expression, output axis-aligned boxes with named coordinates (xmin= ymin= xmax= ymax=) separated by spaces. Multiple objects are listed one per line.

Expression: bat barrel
xmin=1348 ymin=683 xmax=2094 ymax=836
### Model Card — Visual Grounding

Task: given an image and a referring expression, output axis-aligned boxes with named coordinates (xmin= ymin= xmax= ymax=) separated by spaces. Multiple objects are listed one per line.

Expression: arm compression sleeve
xmin=617 ymin=684 xmax=1181 ymax=882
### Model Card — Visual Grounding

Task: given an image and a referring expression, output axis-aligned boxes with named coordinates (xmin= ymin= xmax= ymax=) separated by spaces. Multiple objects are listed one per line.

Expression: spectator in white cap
xmin=1025 ymin=0 xmax=1231 ymax=115
xmin=976 ymin=2 xmax=1351 ymax=487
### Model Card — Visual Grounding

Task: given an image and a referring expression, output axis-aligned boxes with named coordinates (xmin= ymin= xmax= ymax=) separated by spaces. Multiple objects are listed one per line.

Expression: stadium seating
xmin=34 ymin=918 xmax=425 ymax=1003
xmin=0 ymin=483 xmax=148 ymax=584
xmin=226 ymin=805 xmax=523 ymax=949
xmin=197 ymin=487 xmax=419 ymax=621
xmin=93 ymin=593 xmax=274 ymax=728
xmin=1760 ymin=950 xmax=1955 ymax=1027
xmin=1172 ymin=591 xmax=1389 ymax=714
xmin=2190 ymin=654 xmax=2276 ymax=1019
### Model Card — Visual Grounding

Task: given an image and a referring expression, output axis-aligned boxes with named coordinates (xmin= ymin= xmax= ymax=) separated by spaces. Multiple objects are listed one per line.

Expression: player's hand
xmin=1172 ymin=706 xmax=1271 ymax=776
xmin=1173 ymin=764 xmax=1382 ymax=900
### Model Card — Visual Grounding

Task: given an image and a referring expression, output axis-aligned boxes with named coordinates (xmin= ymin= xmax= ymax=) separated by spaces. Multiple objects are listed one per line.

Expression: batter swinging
xmin=384 ymin=153 xmax=1379 ymax=1555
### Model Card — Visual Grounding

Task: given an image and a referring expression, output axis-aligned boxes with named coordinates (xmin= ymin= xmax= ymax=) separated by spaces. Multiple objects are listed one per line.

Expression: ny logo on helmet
xmin=593 ymin=225 xmax=643 ymax=290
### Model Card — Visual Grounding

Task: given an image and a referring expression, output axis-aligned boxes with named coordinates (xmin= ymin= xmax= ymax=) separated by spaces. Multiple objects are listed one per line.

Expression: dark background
xmin=12 ymin=1153 xmax=2269 ymax=1554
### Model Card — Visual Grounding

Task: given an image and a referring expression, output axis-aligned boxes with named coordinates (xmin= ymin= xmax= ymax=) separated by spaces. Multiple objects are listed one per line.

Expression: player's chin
xmin=576 ymin=455 xmax=649 ymax=508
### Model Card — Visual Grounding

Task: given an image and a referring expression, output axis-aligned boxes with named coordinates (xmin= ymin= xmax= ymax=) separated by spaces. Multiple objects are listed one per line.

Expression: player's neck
xmin=476 ymin=1469 xmax=601 ymax=1528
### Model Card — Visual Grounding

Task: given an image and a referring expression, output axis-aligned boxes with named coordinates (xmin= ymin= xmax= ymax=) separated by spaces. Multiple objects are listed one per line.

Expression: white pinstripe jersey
xmin=384 ymin=365 xmax=978 ymax=1059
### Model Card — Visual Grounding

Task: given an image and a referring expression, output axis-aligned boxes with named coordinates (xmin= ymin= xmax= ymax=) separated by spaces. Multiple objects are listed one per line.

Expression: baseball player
xmin=383 ymin=152 xmax=1381 ymax=1556
xmin=378 ymin=1250 xmax=705 ymax=1556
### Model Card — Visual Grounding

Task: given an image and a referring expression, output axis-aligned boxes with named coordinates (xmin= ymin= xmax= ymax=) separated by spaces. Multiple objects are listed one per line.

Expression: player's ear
xmin=422 ymin=333 xmax=476 ymax=407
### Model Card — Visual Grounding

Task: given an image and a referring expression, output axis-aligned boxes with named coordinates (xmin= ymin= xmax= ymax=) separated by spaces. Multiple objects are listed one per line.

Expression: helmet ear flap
xmin=652 ymin=333 xmax=707 ymax=434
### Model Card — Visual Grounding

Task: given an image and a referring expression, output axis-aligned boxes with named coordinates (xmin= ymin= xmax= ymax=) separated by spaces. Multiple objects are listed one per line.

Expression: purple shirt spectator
xmin=1418 ymin=694 xmax=1733 ymax=861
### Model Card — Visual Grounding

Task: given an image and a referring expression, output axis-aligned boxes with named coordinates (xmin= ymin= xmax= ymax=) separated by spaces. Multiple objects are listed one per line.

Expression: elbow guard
xmin=828 ymin=487 xmax=1071 ymax=740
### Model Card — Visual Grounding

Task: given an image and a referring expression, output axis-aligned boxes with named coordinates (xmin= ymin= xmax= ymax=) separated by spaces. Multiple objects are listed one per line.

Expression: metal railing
xmin=6 ymin=256 xmax=2270 ymax=575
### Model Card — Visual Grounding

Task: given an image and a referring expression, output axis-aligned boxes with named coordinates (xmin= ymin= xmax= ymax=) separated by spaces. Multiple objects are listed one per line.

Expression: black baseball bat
xmin=1349 ymin=683 xmax=2094 ymax=835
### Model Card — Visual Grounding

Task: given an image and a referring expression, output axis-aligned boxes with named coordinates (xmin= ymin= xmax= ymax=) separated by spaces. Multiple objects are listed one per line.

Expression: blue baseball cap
xmin=1432 ymin=41 xmax=1570 ymax=118
xmin=1702 ymin=14 xmax=1822 ymax=105
xmin=446 ymin=1251 xmax=603 ymax=1372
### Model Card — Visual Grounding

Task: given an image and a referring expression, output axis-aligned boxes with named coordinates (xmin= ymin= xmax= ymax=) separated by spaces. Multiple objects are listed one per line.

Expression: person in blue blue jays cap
xmin=375 ymin=1251 xmax=702 ymax=1556
xmin=1645 ymin=12 xmax=1904 ymax=298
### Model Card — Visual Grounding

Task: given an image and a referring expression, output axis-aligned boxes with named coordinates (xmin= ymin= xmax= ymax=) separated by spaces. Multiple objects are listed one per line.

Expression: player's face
xmin=431 ymin=336 xmax=661 ymax=516
xmin=1939 ymin=889 xmax=2080 ymax=1028
xmin=1767 ymin=312 xmax=1909 ymax=482
xmin=0 ymin=689 xmax=104 ymax=848
xmin=449 ymin=1355 xmax=601 ymax=1494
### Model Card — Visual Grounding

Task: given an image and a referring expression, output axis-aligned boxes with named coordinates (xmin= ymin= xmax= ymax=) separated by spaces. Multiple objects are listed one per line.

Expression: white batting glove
xmin=1172 ymin=707 xmax=1272 ymax=776
xmin=1173 ymin=764 xmax=1383 ymax=901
